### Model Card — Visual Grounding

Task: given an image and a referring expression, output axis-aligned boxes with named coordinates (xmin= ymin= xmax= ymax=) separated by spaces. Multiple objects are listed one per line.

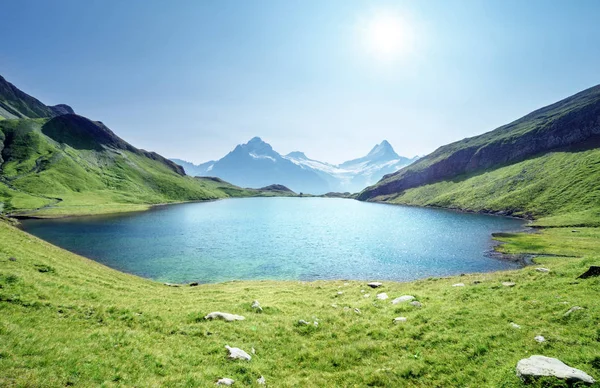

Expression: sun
xmin=360 ymin=10 xmax=413 ymax=61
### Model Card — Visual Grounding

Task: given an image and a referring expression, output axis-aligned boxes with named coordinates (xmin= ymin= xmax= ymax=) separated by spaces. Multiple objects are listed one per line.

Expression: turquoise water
xmin=20 ymin=198 xmax=525 ymax=283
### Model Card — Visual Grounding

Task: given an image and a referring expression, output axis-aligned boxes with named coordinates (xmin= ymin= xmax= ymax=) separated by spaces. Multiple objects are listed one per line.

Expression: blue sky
xmin=2 ymin=0 xmax=600 ymax=164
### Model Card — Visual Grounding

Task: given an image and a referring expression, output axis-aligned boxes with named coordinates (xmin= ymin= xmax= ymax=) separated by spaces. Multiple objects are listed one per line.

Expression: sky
xmin=2 ymin=0 xmax=600 ymax=164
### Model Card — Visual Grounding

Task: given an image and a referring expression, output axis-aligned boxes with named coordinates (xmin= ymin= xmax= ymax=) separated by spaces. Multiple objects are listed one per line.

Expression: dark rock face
xmin=359 ymin=85 xmax=600 ymax=201
xmin=258 ymin=184 xmax=294 ymax=192
xmin=577 ymin=266 xmax=600 ymax=279
xmin=49 ymin=104 xmax=75 ymax=116
xmin=0 ymin=75 xmax=55 ymax=119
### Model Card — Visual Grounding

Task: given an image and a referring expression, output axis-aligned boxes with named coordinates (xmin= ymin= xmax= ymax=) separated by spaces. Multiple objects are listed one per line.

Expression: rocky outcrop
xmin=359 ymin=84 xmax=600 ymax=201
xmin=516 ymin=355 xmax=595 ymax=384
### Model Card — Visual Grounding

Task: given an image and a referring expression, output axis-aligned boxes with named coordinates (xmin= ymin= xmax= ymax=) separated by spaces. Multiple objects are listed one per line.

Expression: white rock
xmin=313 ymin=321 xmax=319 ymax=327
xmin=205 ymin=312 xmax=245 ymax=322
xmin=516 ymin=355 xmax=596 ymax=384
xmin=367 ymin=282 xmax=383 ymax=288
xmin=502 ymin=282 xmax=516 ymax=287
xmin=251 ymin=347 xmax=256 ymax=354
xmin=393 ymin=317 xmax=407 ymax=323
xmin=534 ymin=335 xmax=546 ymax=343
xmin=364 ymin=294 xmax=370 ymax=298
xmin=376 ymin=293 xmax=389 ymax=300
xmin=337 ymin=291 xmax=344 ymax=295
xmin=331 ymin=304 xmax=338 ymax=308
xmin=452 ymin=283 xmax=465 ymax=287
xmin=225 ymin=345 xmax=251 ymax=361
xmin=535 ymin=268 xmax=550 ymax=273
xmin=344 ymin=282 xmax=349 ymax=286
xmin=360 ymin=289 xmax=365 ymax=293
xmin=392 ymin=295 xmax=416 ymax=304
xmin=410 ymin=301 xmax=422 ymax=308
xmin=564 ymin=306 xmax=584 ymax=316
xmin=257 ymin=376 xmax=266 ymax=385
xmin=510 ymin=322 xmax=521 ymax=329
xmin=298 ymin=319 xmax=310 ymax=325
xmin=251 ymin=300 xmax=263 ymax=312
xmin=354 ymin=308 xmax=361 ymax=314
xmin=216 ymin=377 xmax=235 ymax=385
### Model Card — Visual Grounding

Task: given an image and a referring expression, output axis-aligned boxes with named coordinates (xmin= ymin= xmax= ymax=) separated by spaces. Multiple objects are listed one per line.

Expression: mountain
xmin=175 ymin=139 xmax=417 ymax=194
xmin=0 ymin=75 xmax=289 ymax=217
xmin=358 ymin=84 xmax=600 ymax=226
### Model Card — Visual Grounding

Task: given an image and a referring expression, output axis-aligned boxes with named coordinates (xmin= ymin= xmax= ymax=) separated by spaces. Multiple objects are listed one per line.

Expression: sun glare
xmin=360 ymin=10 xmax=414 ymax=62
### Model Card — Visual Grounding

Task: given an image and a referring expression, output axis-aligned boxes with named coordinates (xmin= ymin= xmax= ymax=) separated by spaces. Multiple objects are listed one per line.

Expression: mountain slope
xmin=358 ymin=84 xmax=600 ymax=225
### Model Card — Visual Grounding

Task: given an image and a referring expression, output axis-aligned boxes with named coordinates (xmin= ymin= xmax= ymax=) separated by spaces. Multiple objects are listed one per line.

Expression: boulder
xmin=392 ymin=295 xmax=415 ymax=304
xmin=298 ymin=319 xmax=310 ymax=325
xmin=216 ymin=377 xmax=235 ymax=385
xmin=502 ymin=282 xmax=516 ymax=287
xmin=564 ymin=306 xmax=584 ymax=316
xmin=376 ymin=293 xmax=389 ymax=300
xmin=164 ymin=282 xmax=180 ymax=287
xmin=364 ymin=294 xmax=370 ymax=298
xmin=534 ymin=335 xmax=546 ymax=343
xmin=337 ymin=291 xmax=344 ymax=295
xmin=577 ymin=266 xmax=600 ymax=279
xmin=251 ymin=300 xmax=263 ymax=312
xmin=354 ymin=308 xmax=361 ymax=314
xmin=225 ymin=345 xmax=251 ymax=361
xmin=510 ymin=322 xmax=521 ymax=329
xmin=205 ymin=312 xmax=245 ymax=322
xmin=410 ymin=301 xmax=422 ymax=308
xmin=189 ymin=282 xmax=199 ymax=287
xmin=8 ymin=257 xmax=16 ymax=262
xmin=535 ymin=268 xmax=550 ymax=273
xmin=393 ymin=317 xmax=407 ymax=323
xmin=367 ymin=282 xmax=383 ymax=288
xmin=257 ymin=376 xmax=266 ymax=385
xmin=452 ymin=283 xmax=465 ymax=287
xmin=516 ymin=355 xmax=595 ymax=384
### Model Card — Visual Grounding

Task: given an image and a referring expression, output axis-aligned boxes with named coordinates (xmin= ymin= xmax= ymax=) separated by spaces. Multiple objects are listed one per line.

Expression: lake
xmin=20 ymin=197 xmax=525 ymax=283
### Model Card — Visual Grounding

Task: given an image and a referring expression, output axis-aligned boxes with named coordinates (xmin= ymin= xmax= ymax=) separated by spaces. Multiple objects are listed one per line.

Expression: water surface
xmin=20 ymin=198 xmax=524 ymax=283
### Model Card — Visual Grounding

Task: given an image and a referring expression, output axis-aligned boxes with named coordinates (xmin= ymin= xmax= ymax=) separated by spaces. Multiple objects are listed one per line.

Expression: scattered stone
xmin=164 ymin=282 xmax=180 ymax=287
xmin=205 ymin=312 xmax=245 ymax=322
xmin=564 ymin=306 xmax=584 ymax=316
xmin=473 ymin=280 xmax=482 ymax=284
xmin=361 ymin=289 xmax=365 ymax=293
xmin=257 ymin=376 xmax=266 ymax=385
xmin=393 ymin=317 xmax=407 ymax=323
xmin=331 ymin=304 xmax=338 ymax=308
xmin=251 ymin=300 xmax=263 ymax=312
xmin=367 ymin=282 xmax=383 ymax=288
xmin=502 ymin=282 xmax=516 ymax=287
xmin=510 ymin=322 xmax=521 ymax=329
xmin=577 ymin=266 xmax=600 ymax=279
xmin=251 ymin=347 xmax=256 ymax=354
xmin=364 ymin=294 xmax=370 ymax=298
xmin=516 ymin=355 xmax=596 ymax=384
xmin=534 ymin=335 xmax=546 ymax=343
xmin=189 ymin=282 xmax=199 ymax=287
xmin=337 ymin=291 xmax=344 ymax=295
xmin=392 ymin=295 xmax=415 ymax=304
xmin=225 ymin=345 xmax=251 ymax=361
xmin=313 ymin=321 xmax=319 ymax=327
xmin=216 ymin=377 xmax=235 ymax=385
xmin=410 ymin=301 xmax=422 ymax=308
xmin=8 ymin=257 xmax=16 ymax=262
xmin=376 ymin=293 xmax=389 ymax=300
xmin=452 ymin=283 xmax=465 ymax=287
xmin=354 ymin=308 xmax=361 ymax=314
xmin=535 ymin=268 xmax=550 ymax=273
xmin=344 ymin=282 xmax=349 ymax=286
xmin=572 ymin=230 xmax=580 ymax=233
xmin=298 ymin=319 xmax=310 ymax=325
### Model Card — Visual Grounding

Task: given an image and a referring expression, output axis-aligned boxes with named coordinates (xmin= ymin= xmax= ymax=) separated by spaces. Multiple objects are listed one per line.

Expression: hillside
xmin=358 ymin=84 xmax=600 ymax=225
xmin=0 ymin=76 xmax=294 ymax=217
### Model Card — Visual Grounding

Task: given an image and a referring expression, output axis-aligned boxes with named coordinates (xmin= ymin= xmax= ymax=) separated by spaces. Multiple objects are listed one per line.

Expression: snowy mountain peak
xmin=236 ymin=136 xmax=275 ymax=156
xmin=286 ymin=151 xmax=308 ymax=160
xmin=367 ymin=140 xmax=399 ymax=160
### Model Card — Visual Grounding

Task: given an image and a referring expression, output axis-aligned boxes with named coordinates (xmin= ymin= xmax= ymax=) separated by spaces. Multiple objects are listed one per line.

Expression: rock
xmin=452 ymin=283 xmax=465 ymax=287
xmin=572 ymin=230 xmax=580 ymax=233
xmin=8 ymin=257 xmax=16 ymax=262
xmin=251 ymin=347 xmax=256 ymax=354
xmin=516 ymin=355 xmax=596 ymax=384
xmin=364 ymin=294 xmax=370 ymax=298
xmin=410 ymin=301 xmax=422 ymax=308
xmin=257 ymin=376 xmax=266 ymax=385
xmin=313 ymin=321 xmax=319 ymax=327
xmin=337 ymin=291 xmax=344 ymax=295
xmin=502 ymin=282 xmax=516 ymax=287
xmin=331 ymin=304 xmax=338 ymax=308
xmin=534 ymin=335 xmax=546 ymax=343
xmin=577 ymin=266 xmax=600 ymax=279
xmin=367 ymin=282 xmax=383 ymax=288
xmin=344 ymin=282 xmax=349 ymax=286
xmin=376 ymin=293 xmax=389 ymax=300
xmin=535 ymin=268 xmax=550 ymax=273
xmin=225 ymin=345 xmax=251 ymax=361
xmin=189 ymin=282 xmax=199 ymax=287
xmin=251 ymin=300 xmax=263 ymax=312
xmin=564 ymin=306 xmax=584 ymax=316
xmin=393 ymin=317 xmax=407 ymax=323
xmin=473 ymin=280 xmax=482 ymax=284
xmin=205 ymin=312 xmax=245 ymax=322
xmin=510 ymin=322 xmax=521 ymax=329
xmin=392 ymin=295 xmax=415 ymax=304
xmin=298 ymin=319 xmax=310 ymax=325
xmin=164 ymin=282 xmax=180 ymax=287
xmin=354 ymin=308 xmax=361 ymax=314
xmin=361 ymin=289 xmax=365 ymax=293
xmin=216 ymin=377 xmax=235 ymax=385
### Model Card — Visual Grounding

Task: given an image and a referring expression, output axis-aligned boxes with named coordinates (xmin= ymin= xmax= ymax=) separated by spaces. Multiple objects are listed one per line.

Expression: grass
xmin=0 ymin=220 xmax=599 ymax=387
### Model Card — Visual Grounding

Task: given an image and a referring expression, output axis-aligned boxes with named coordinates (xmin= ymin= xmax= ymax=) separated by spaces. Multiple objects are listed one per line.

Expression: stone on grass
xmin=8 ymin=257 xmax=16 ymax=262
xmin=337 ymin=291 xmax=344 ymax=295
xmin=331 ymin=304 xmax=338 ymax=308
xmin=189 ymin=282 xmax=199 ymax=287
xmin=225 ymin=345 xmax=251 ymax=361
xmin=564 ymin=306 xmax=584 ymax=316
xmin=205 ymin=312 xmax=245 ymax=322
xmin=393 ymin=317 xmax=407 ymax=323
xmin=364 ymin=294 xmax=370 ymax=298
xmin=535 ymin=268 xmax=550 ymax=273
xmin=376 ymin=293 xmax=389 ymax=300
xmin=367 ymin=282 xmax=383 ymax=288
xmin=251 ymin=300 xmax=263 ymax=312
xmin=354 ymin=308 xmax=361 ymax=314
xmin=257 ymin=376 xmax=266 ymax=385
xmin=502 ymin=282 xmax=516 ymax=287
xmin=410 ymin=301 xmax=422 ymax=308
xmin=298 ymin=319 xmax=310 ymax=325
xmin=577 ymin=266 xmax=600 ymax=279
xmin=516 ymin=355 xmax=596 ymax=384
xmin=361 ymin=289 xmax=365 ymax=293
xmin=510 ymin=322 xmax=521 ymax=329
xmin=164 ymin=282 xmax=180 ymax=287
xmin=534 ymin=335 xmax=546 ymax=343
xmin=391 ymin=295 xmax=415 ymax=304
xmin=216 ymin=377 xmax=235 ymax=385
xmin=452 ymin=283 xmax=465 ymax=287
xmin=473 ymin=280 xmax=482 ymax=284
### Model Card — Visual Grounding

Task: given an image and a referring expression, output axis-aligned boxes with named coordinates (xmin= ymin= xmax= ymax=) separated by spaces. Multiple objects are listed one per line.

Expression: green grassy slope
xmin=1 ymin=221 xmax=599 ymax=387
xmin=381 ymin=148 xmax=600 ymax=227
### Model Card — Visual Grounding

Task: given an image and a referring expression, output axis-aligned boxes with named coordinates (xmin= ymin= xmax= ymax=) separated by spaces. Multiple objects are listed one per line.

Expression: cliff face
xmin=358 ymin=84 xmax=600 ymax=201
